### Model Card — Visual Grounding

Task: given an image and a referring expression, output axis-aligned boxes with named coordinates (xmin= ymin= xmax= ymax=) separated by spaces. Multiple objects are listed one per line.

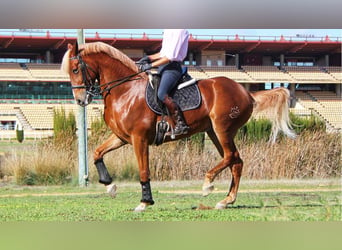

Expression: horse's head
xmin=62 ymin=41 xmax=146 ymax=106
xmin=62 ymin=42 xmax=99 ymax=106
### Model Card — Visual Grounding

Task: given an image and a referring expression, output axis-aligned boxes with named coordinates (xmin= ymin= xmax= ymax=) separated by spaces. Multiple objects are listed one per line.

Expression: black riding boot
xmin=163 ymin=95 xmax=189 ymax=136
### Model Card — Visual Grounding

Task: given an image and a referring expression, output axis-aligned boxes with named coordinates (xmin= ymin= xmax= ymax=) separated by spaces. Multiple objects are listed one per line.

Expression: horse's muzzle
xmin=74 ymin=91 xmax=93 ymax=107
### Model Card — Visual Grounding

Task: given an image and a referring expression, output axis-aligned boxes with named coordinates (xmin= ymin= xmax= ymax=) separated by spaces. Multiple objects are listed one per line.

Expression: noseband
xmin=69 ymin=54 xmax=142 ymax=97
xmin=69 ymin=54 xmax=101 ymax=97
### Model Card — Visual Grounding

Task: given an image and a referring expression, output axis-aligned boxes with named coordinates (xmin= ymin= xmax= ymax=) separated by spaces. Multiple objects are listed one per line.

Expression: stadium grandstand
xmin=0 ymin=29 xmax=341 ymax=139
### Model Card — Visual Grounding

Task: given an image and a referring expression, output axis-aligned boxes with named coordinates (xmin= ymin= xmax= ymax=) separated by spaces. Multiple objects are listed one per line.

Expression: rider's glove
xmin=139 ymin=62 xmax=152 ymax=72
xmin=136 ymin=56 xmax=151 ymax=65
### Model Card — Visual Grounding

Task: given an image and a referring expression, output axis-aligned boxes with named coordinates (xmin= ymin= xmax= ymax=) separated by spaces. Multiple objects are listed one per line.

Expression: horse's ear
xmin=68 ymin=42 xmax=79 ymax=56
xmin=75 ymin=41 xmax=79 ymax=54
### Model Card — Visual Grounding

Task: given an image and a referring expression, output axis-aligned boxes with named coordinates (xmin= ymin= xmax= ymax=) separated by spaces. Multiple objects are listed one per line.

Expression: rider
xmin=137 ymin=29 xmax=190 ymax=136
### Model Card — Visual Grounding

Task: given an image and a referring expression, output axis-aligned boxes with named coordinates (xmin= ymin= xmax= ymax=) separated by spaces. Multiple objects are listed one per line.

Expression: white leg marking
xmin=202 ymin=182 xmax=214 ymax=197
xmin=134 ymin=202 xmax=148 ymax=212
xmin=215 ymin=201 xmax=227 ymax=210
xmin=106 ymin=183 xmax=117 ymax=198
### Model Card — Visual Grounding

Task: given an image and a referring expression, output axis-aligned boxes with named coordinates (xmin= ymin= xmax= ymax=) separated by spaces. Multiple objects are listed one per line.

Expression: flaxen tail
xmin=250 ymin=87 xmax=296 ymax=143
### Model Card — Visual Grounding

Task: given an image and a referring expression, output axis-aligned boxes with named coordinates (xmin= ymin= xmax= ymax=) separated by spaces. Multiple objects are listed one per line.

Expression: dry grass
xmin=239 ymin=131 xmax=341 ymax=179
xmin=2 ymin=140 xmax=77 ymax=185
xmin=89 ymin=131 xmax=341 ymax=181
xmin=1 ymin=131 xmax=340 ymax=185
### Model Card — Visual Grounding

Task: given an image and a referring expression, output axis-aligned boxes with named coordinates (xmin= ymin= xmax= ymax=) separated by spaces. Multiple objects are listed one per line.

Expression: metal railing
xmin=0 ymin=29 xmax=340 ymax=43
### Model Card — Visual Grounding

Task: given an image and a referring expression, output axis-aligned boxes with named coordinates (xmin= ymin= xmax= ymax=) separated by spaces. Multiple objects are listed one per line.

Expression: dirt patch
xmin=159 ymin=188 xmax=341 ymax=194
xmin=0 ymin=187 xmax=339 ymax=199
xmin=0 ymin=191 xmax=101 ymax=198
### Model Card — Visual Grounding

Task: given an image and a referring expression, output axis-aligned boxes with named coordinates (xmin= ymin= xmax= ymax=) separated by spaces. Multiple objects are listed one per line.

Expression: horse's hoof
xmin=134 ymin=202 xmax=148 ymax=212
xmin=215 ymin=202 xmax=227 ymax=210
xmin=202 ymin=183 xmax=214 ymax=197
xmin=106 ymin=183 xmax=117 ymax=198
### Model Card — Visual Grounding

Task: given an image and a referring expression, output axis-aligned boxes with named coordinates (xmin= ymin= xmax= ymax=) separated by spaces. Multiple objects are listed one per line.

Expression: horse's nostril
xmin=77 ymin=99 xmax=84 ymax=105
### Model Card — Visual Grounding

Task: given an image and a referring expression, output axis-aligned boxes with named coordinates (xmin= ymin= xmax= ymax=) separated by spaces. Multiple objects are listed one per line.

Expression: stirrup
xmin=175 ymin=124 xmax=189 ymax=134
xmin=170 ymin=123 xmax=189 ymax=139
xmin=154 ymin=118 xmax=169 ymax=145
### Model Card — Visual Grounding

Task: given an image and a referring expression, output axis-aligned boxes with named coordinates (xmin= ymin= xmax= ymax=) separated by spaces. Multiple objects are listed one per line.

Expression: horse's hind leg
xmin=215 ymin=155 xmax=243 ymax=209
xmin=203 ymin=129 xmax=244 ymax=209
xmin=93 ymin=133 xmax=126 ymax=197
xmin=202 ymin=129 xmax=224 ymax=196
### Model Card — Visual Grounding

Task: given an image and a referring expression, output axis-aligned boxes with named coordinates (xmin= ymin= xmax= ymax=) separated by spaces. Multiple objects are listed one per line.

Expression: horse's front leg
xmin=131 ymin=136 xmax=154 ymax=212
xmin=93 ymin=133 xmax=126 ymax=197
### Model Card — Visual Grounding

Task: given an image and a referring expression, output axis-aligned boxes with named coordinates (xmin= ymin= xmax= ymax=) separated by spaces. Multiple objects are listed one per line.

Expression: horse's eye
xmin=72 ymin=68 xmax=79 ymax=74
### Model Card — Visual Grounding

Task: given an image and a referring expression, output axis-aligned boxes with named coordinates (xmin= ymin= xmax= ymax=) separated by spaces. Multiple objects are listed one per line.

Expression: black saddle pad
xmin=145 ymin=82 xmax=201 ymax=115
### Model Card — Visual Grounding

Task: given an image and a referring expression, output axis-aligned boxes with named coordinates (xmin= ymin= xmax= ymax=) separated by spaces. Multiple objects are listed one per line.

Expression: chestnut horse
xmin=61 ymin=42 xmax=295 ymax=212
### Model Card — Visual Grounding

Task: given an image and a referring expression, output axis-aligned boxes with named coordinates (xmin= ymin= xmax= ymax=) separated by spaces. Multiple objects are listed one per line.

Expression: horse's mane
xmin=61 ymin=42 xmax=139 ymax=74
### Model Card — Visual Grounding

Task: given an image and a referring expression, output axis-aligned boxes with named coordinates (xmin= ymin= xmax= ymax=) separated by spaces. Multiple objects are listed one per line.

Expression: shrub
xmin=88 ymin=115 xmax=111 ymax=146
xmin=16 ymin=124 xmax=24 ymax=143
xmin=237 ymin=113 xmax=326 ymax=142
xmin=290 ymin=112 xmax=326 ymax=133
xmin=237 ymin=118 xmax=272 ymax=142
xmin=53 ymin=108 xmax=76 ymax=147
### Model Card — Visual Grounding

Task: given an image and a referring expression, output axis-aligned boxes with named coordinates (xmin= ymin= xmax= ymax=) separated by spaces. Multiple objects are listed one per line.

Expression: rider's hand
xmin=136 ymin=56 xmax=151 ymax=65
xmin=139 ymin=62 xmax=152 ymax=72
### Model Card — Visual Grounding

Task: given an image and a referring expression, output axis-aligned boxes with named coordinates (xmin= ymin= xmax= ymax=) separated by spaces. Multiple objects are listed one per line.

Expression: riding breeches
xmin=157 ymin=61 xmax=182 ymax=101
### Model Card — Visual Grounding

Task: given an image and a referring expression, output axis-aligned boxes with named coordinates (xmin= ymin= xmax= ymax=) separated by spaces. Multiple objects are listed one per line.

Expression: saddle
xmin=145 ymin=67 xmax=201 ymax=115
xmin=145 ymin=67 xmax=202 ymax=145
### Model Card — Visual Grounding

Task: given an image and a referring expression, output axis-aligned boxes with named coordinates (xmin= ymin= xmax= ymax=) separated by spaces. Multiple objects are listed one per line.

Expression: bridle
xmin=69 ymin=54 xmax=143 ymax=97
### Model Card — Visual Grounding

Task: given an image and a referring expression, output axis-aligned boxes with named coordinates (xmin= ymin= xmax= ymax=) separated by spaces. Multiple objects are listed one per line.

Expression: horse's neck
xmin=96 ymin=56 xmax=146 ymax=96
xmin=100 ymin=59 xmax=137 ymax=82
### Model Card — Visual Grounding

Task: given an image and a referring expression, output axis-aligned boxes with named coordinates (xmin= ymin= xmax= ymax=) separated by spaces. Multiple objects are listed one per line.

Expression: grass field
xmin=0 ymin=179 xmax=340 ymax=221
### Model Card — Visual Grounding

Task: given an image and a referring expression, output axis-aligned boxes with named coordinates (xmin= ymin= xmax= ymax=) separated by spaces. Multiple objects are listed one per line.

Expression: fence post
xmin=77 ymin=29 xmax=89 ymax=187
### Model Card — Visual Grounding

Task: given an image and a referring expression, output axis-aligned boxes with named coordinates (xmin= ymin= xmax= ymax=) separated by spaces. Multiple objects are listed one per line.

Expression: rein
xmin=99 ymin=72 xmax=142 ymax=95
xmin=69 ymin=54 xmax=143 ymax=97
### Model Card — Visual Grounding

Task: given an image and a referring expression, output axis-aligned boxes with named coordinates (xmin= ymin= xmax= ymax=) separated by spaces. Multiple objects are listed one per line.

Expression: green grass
xmin=0 ymin=180 xmax=340 ymax=221
xmin=0 ymin=140 xmax=35 ymax=153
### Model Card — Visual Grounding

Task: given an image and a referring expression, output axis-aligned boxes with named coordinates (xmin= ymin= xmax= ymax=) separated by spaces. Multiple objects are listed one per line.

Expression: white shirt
xmin=159 ymin=29 xmax=189 ymax=62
